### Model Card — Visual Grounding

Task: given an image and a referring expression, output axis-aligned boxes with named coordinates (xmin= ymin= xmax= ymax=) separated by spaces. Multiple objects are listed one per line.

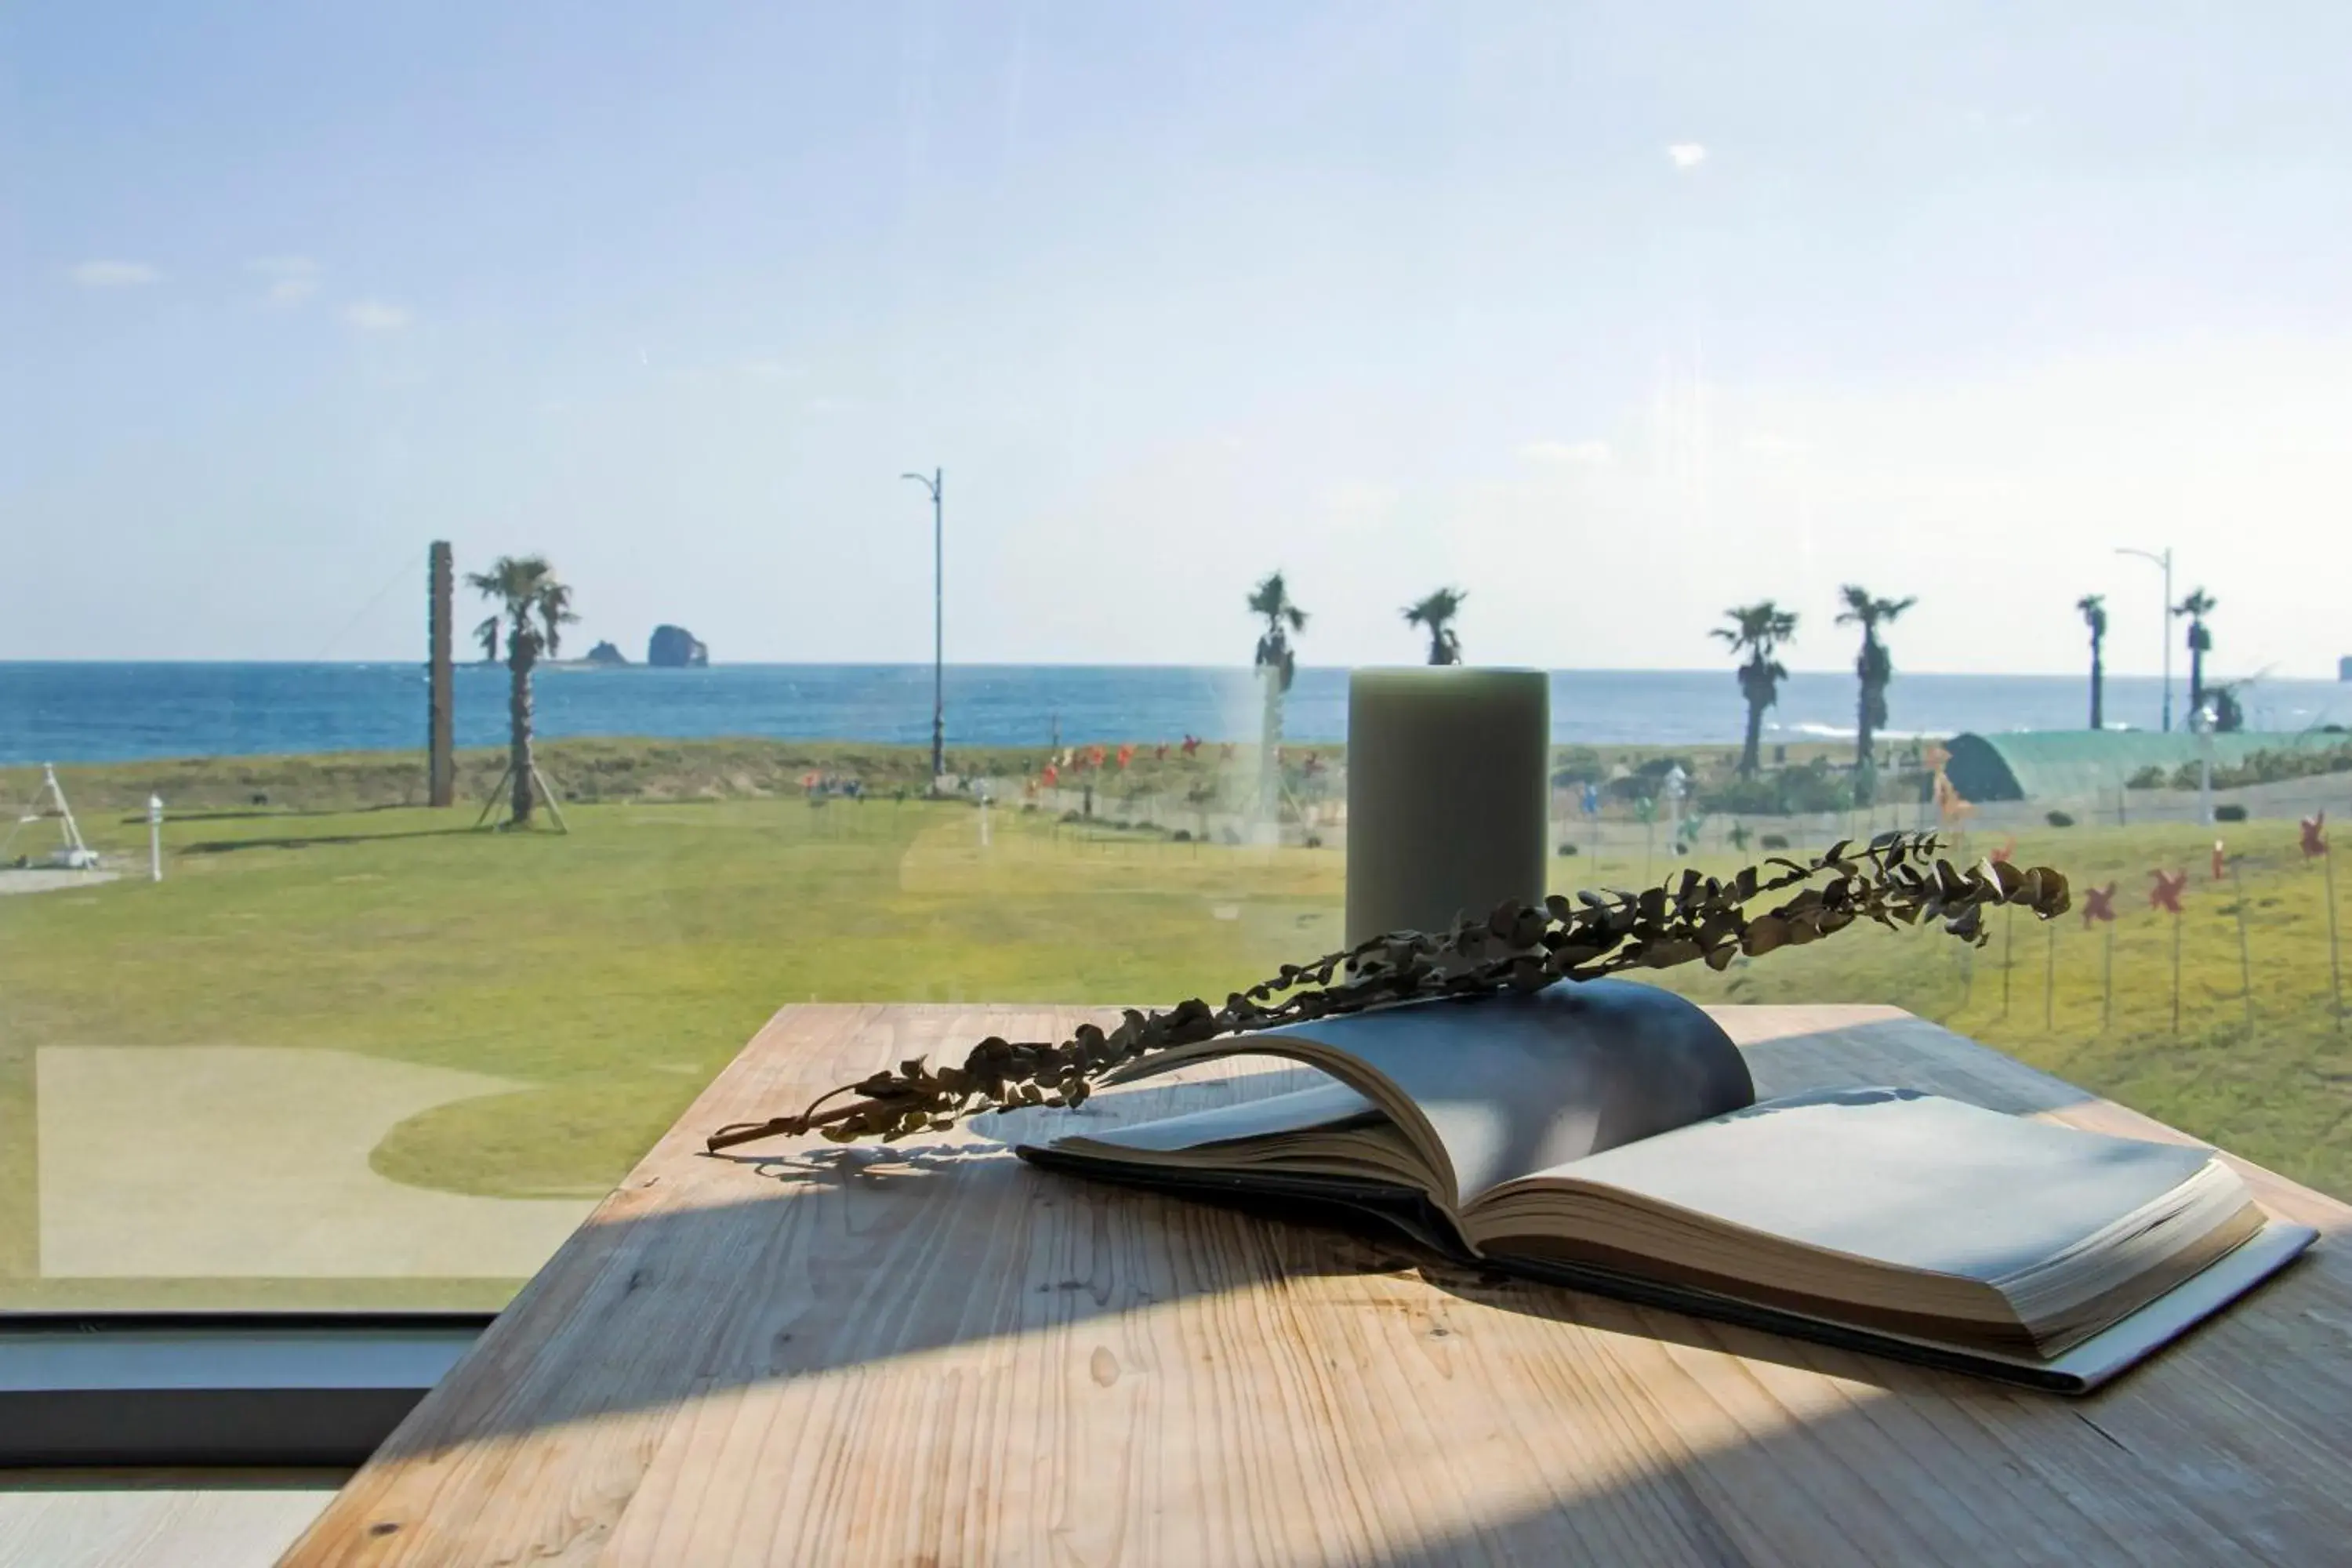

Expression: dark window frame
xmin=0 ymin=1312 xmax=493 ymax=1467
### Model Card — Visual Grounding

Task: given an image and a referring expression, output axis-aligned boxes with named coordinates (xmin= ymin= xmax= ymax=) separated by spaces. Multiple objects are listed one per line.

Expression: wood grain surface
xmin=282 ymin=1004 xmax=2352 ymax=1567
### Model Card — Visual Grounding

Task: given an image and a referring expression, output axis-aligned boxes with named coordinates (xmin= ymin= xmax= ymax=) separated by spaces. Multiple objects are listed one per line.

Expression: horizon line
xmin=0 ymin=658 xmax=2330 ymax=684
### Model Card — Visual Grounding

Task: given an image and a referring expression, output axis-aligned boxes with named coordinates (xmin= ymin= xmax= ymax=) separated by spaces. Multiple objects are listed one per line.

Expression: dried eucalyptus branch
xmin=707 ymin=830 xmax=2068 ymax=1152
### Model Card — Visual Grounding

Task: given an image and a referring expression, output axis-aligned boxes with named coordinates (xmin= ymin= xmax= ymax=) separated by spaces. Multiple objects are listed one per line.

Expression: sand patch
xmin=0 ymin=869 xmax=120 ymax=896
xmin=36 ymin=1046 xmax=596 ymax=1279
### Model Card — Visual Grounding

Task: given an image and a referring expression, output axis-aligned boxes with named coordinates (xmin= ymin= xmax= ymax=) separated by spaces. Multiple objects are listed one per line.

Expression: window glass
xmin=5 ymin=5 xmax=2347 ymax=1312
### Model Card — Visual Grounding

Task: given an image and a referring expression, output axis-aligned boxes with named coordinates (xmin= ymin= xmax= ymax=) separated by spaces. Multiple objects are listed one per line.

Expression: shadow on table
xmin=365 ymin=1026 xmax=2109 ymax=1468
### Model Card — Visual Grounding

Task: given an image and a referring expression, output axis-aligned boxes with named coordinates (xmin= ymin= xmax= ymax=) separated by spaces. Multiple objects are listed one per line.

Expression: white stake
xmin=148 ymin=794 xmax=164 ymax=882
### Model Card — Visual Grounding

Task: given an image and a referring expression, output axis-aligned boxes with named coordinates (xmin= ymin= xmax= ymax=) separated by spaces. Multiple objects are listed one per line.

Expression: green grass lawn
xmin=3 ymin=783 xmax=2346 ymax=1309
xmin=1650 ymin=820 xmax=2352 ymax=1198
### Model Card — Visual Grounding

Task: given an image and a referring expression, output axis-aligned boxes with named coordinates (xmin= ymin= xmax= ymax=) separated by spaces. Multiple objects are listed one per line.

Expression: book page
xmin=1240 ymin=979 xmax=1755 ymax=1205
xmin=1051 ymin=1080 xmax=1381 ymax=1154
xmin=1497 ymin=1087 xmax=2217 ymax=1283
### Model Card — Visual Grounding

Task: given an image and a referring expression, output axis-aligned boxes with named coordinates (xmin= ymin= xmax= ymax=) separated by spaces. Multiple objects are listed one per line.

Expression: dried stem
xmin=707 ymin=831 xmax=2069 ymax=1152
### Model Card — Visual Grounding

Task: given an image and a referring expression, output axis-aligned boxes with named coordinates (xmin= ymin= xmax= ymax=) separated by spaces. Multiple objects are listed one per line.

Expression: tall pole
xmin=902 ymin=468 xmax=945 ymax=783
xmin=427 ymin=541 xmax=456 ymax=806
xmin=2163 ymin=549 xmax=2172 ymax=734
xmin=2115 ymin=545 xmax=2173 ymax=731
xmin=934 ymin=470 xmax=943 ymax=782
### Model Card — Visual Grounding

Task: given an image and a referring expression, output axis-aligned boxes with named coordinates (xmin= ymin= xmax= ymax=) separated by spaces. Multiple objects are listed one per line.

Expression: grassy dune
xmin=2 ymin=733 xmax=1860 ymax=818
xmin=3 ymin=762 xmax=2345 ymax=1309
xmin=5 ymin=737 xmax=1136 ymax=815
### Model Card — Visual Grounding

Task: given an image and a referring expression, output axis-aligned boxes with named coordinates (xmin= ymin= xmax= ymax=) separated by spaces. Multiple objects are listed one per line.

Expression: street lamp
xmin=2191 ymin=699 xmax=2216 ymax=826
xmin=2114 ymin=545 xmax=2174 ymax=731
xmin=902 ymin=467 xmax=945 ymax=784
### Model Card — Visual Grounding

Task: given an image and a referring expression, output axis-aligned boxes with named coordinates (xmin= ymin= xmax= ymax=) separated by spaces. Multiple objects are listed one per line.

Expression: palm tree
xmin=1248 ymin=572 xmax=1308 ymax=692
xmin=466 ymin=555 xmax=577 ymax=825
xmin=2174 ymin=588 xmax=2216 ymax=719
xmin=1247 ymin=572 xmax=1308 ymax=822
xmin=1835 ymin=585 xmax=1916 ymax=804
xmin=2208 ymin=681 xmax=2245 ymax=733
xmin=1403 ymin=588 xmax=1466 ymax=665
xmin=1712 ymin=601 xmax=1798 ymax=776
xmin=2077 ymin=593 xmax=2107 ymax=730
xmin=474 ymin=616 xmax=500 ymax=664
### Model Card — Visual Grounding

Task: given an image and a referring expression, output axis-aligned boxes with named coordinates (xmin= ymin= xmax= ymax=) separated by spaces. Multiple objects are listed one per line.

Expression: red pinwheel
xmin=2081 ymin=882 xmax=2118 ymax=927
xmin=2149 ymin=869 xmax=2187 ymax=914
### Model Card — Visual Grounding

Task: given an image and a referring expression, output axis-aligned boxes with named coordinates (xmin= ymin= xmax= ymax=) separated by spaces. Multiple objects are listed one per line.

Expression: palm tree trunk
xmin=1855 ymin=679 xmax=1874 ymax=805
xmin=1740 ymin=699 xmax=1763 ymax=776
xmin=2188 ymin=644 xmax=2205 ymax=719
xmin=508 ymin=640 xmax=535 ymax=825
xmin=1258 ymin=664 xmax=1283 ymax=826
xmin=2089 ymin=641 xmax=2103 ymax=731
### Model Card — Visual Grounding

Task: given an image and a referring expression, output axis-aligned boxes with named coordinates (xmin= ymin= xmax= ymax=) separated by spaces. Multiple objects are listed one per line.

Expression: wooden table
xmin=285 ymin=1004 xmax=2352 ymax=1566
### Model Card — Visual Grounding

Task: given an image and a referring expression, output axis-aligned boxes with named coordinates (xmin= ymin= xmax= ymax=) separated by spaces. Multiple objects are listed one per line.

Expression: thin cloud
xmin=741 ymin=358 xmax=800 ymax=382
xmin=68 ymin=260 xmax=162 ymax=288
xmin=343 ymin=299 xmax=412 ymax=332
xmin=1520 ymin=438 xmax=1611 ymax=466
xmin=249 ymin=256 xmax=320 ymax=306
xmin=1743 ymin=433 xmax=1808 ymax=456
xmin=1317 ymin=480 xmax=1399 ymax=532
xmin=1667 ymin=143 xmax=1708 ymax=170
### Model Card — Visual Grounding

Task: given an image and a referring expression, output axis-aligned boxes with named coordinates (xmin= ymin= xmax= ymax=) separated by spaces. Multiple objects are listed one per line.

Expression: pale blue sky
xmin=5 ymin=2 xmax=2348 ymax=676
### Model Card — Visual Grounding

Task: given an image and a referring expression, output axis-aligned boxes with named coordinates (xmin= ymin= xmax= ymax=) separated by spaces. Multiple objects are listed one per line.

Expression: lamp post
xmin=902 ymin=467 xmax=946 ymax=784
xmin=2192 ymin=699 xmax=2216 ymax=826
xmin=2115 ymin=545 xmax=2174 ymax=731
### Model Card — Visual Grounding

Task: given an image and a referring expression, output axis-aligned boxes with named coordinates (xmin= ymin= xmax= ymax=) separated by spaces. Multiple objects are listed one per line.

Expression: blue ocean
xmin=4 ymin=663 xmax=2350 ymax=767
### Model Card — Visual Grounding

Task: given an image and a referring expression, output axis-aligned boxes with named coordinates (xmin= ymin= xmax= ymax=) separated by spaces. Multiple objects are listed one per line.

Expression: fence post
xmin=2230 ymin=860 xmax=2255 ymax=1034
xmin=2002 ymin=906 xmax=2013 ymax=1018
xmin=2171 ymin=909 xmax=2183 ymax=1036
xmin=2103 ymin=920 xmax=2114 ymax=1032
xmin=2044 ymin=922 xmax=2055 ymax=1030
xmin=2327 ymin=841 xmax=2345 ymax=1034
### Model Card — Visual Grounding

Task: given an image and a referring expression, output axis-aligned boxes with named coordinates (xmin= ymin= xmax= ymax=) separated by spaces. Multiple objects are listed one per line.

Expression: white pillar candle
xmin=1345 ymin=668 xmax=1550 ymax=946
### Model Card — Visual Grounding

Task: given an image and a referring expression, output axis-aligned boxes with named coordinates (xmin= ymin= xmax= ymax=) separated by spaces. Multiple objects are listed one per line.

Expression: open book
xmin=1015 ymin=982 xmax=2314 ymax=1392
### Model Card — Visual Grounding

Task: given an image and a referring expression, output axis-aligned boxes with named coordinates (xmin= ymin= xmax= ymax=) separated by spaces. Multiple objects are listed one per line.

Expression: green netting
xmin=1943 ymin=729 xmax=2349 ymax=802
